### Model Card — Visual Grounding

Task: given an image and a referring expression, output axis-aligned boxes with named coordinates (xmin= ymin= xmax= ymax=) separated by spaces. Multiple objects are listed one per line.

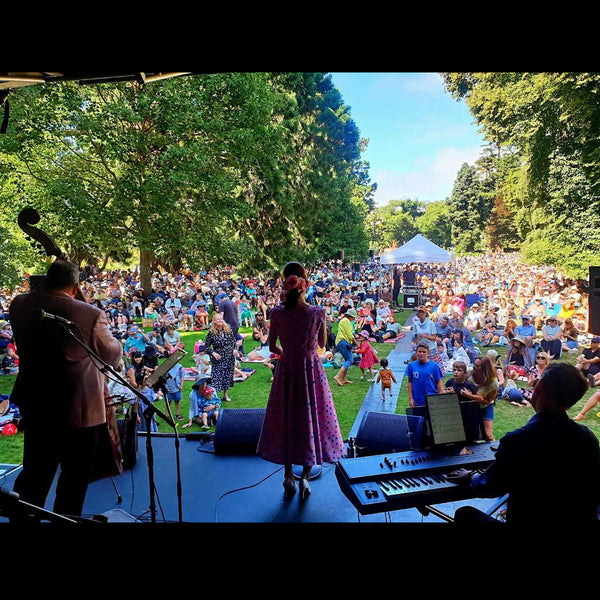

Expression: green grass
xmin=2 ymin=311 xmax=600 ymax=465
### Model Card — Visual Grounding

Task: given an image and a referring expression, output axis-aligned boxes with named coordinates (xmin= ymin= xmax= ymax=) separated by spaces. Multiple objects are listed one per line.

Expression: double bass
xmin=17 ymin=207 xmax=123 ymax=481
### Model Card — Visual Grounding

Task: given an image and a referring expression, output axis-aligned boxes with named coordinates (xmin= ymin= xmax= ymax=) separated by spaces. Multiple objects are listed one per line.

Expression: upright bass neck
xmin=17 ymin=207 xmax=88 ymax=301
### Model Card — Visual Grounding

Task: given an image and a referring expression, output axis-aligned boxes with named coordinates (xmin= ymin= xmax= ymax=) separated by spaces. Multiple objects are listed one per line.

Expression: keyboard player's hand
xmin=446 ymin=469 xmax=474 ymax=485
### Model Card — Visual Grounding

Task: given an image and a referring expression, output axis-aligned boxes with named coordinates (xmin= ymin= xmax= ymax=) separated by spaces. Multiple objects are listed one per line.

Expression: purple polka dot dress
xmin=257 ymin=304 xmax=345 ymax=467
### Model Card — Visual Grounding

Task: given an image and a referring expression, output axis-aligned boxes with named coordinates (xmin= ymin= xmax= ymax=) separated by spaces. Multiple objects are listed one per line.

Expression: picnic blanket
xmin=184 ymin=367 xmax=201 ymax=380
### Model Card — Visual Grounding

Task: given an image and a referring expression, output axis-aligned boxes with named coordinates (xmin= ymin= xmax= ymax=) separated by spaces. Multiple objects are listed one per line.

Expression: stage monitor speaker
xmin=213 ymin=408 xmax=265 ymax=455
xmin=354 ymin=411 xmax=425 ymax=456
xmin=403 ymin=293 xmax=419 ymax=309
xmin=589 ymin=267 xmax=600 ymax=335
xmin=337 ymin=250 xmax=344 ymax=261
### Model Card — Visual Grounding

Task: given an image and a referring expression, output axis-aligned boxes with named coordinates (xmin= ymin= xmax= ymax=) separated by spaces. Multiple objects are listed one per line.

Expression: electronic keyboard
xmin=335 ymin=442 xmax=497 ymax=515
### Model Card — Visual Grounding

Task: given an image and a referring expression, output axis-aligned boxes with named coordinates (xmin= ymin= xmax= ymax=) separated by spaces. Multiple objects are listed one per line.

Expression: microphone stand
xmin=0 ymin=487 xmax=80 ymax=523
xmin=53 ymin=321 xmax=183 ymax=524
xmin=152 ymin=373 xmax=183 ymax=523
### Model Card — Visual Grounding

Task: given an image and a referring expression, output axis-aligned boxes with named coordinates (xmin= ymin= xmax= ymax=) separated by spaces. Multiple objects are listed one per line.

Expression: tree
xmin=0 ymin=72 xmax=375 ymax=285
xmin=415 ymin=201 xmax=451 ymax=248
xmin=442 ymin=72 xmax=600 ymax=277
xmin=449 ymin=163 xmax=486 ymax=252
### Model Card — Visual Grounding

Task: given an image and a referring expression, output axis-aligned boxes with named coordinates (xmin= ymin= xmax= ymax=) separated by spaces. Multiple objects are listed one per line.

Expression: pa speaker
xmin=213 ymin=408 xmax=265 ymax=455
xmin=589 ymin=267 xmax=600 ymax=335
xmin=355 ymin=411 xmax=425 ymax=456
xmin=337 ymin=250 xmax=344 ymax=261
xmin=403 ymin=293 xmax=419 ymax=309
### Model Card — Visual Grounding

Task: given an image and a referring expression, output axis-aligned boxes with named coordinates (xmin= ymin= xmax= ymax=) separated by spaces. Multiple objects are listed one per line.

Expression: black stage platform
xmin=0 ymin=434 xmax=501 ymax=524
xmin=0 ymin=316 xmax=503 ymax=524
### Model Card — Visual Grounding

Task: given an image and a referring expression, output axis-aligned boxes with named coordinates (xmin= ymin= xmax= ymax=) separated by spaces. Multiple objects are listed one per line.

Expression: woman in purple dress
xmin=257 ymin=262 xmax=345 ymax=499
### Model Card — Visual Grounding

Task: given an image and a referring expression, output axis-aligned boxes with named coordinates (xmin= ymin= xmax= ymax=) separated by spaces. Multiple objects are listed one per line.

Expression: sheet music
xmin=426 ymin=394 xmax=466 ymax=446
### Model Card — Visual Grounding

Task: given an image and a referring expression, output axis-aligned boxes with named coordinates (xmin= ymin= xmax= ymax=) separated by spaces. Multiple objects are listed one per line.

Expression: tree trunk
xmin=140 ymin=249 xmax=154 ymax=300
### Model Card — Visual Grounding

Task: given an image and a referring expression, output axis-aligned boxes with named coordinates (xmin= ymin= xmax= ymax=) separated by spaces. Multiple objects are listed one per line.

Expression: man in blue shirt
xmin=515 ymin=315 xmax=537 ymax=347
xmin=123 ymin=325 xmax=148 ymax=356
xmin=406 ymin=343 xmax=444 ymax=407
xmin=435 ymin=315 xmax=452 ymax=341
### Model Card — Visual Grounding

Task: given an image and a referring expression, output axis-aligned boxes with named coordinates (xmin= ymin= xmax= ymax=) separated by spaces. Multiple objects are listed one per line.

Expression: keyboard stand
xmin=416 ymin=493 xmax=509 ymax=523
xmin=416 ymin=504 xmax=454 ymax=523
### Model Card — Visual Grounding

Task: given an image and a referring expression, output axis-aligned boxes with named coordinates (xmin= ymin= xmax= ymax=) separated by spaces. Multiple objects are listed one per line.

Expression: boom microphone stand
xmin=48 ymin=318 xmax=184 ymax=524
xmin=149 ymin=373 xmax=183 ymax=523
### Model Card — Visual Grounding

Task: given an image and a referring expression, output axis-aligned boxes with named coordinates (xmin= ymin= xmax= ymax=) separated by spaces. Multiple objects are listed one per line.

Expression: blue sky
xmin=330 ymin=72 xmax=487 ymax=206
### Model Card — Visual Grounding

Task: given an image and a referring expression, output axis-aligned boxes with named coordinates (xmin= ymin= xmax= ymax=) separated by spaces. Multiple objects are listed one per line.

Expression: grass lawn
xmin=2 ymin=310 xmax=600 ymax=465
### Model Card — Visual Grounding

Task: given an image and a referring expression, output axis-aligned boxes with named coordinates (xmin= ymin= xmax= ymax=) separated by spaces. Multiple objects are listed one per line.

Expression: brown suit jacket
xmin=9 ymin=288 xmax=123 ymax=428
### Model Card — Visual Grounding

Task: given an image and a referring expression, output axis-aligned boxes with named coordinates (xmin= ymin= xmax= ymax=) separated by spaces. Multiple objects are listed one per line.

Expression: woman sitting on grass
xmin=164 ymin=324 xmax=186 ymax=354
xmin=561 ymin=317 xmax=580 ymax=353
xmin=503 ymin=335 xmax=532 ymax=377
xmin=252 ymin=313 xmax=269 ymax=344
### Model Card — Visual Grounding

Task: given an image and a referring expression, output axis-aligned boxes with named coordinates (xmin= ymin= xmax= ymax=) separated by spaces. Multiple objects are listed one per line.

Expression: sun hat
xmin=359 ymin=330 xmax=370 ymax=338
xmin=345 ymin=309 xmax=358 ymax=319
xmin=0 ymin=398 xmax=10 ymax=417
xmin=192 ymin=376 xmax=211 ymax=389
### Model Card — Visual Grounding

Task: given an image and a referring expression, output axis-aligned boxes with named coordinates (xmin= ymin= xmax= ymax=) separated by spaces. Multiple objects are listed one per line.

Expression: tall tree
xmin=449 ymin=163 xmax=486 ymax=252
xmin=442 ymin=72 xmax=600 ymax=277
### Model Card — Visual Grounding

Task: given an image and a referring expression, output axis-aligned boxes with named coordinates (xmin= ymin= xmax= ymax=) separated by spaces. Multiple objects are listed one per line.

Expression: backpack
xmin=332 ymin=352 xmax=344 ymax=369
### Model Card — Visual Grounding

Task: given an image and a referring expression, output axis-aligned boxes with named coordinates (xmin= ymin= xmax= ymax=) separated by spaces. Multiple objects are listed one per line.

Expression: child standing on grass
xmin=356 ymin=330 xmax=379 ymax=382
xmin=376 ymin=357 xmax=397 ymax=401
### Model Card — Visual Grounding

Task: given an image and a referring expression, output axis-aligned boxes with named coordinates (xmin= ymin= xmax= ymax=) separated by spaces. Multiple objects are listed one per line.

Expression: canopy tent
xmin=379 ymin=234 xmax=452 ymax=265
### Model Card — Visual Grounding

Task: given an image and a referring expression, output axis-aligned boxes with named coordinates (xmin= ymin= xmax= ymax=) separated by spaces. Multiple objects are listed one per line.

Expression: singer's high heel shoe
xmin=283 ymin=477 xmax=297 ymax=498
xmin=299 ymin=477 xmax=311 ymax=500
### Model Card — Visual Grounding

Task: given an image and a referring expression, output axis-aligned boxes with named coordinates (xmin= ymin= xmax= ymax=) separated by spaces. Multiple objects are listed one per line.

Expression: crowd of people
xmin=399 ymin=252 xmax=596 ymax=441
xmin=0 ymin=252 xmax=594 ymax=426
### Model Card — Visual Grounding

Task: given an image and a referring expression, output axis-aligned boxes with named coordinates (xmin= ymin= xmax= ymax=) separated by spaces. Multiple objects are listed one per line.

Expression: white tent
xmin=379 ymin=234 xmax=452 ymax=264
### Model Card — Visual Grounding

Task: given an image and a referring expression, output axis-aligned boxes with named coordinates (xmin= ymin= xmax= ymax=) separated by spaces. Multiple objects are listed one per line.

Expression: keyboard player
xmin=447 ymin=362 xmax=600 ymax=525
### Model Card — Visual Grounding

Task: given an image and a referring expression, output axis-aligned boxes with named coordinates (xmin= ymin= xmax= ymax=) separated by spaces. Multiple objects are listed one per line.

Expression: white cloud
xmin=373 ymin=145 xmax=482 ymax=205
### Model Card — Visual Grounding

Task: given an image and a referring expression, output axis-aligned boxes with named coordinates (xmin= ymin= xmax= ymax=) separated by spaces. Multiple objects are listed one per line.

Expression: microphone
xmin=39 ymin=309 xmax=75 ymax=327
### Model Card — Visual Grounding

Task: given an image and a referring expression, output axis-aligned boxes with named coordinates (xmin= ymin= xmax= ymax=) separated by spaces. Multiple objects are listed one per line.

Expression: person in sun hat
xmin=503 ymin=334 xmax=533 ymax=378
xmin=182 ymin=375 xmax=220 ymax=429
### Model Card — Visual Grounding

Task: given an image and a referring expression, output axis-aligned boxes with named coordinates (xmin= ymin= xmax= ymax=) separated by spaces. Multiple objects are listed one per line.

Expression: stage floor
xmin=1 ymin=434 xmax=502 ymax=524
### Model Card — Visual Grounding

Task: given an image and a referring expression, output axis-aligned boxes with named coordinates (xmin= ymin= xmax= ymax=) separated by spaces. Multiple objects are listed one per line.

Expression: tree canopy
xmin=440 ymin=72 xmax=600 ymax=278
xmin=0 ymin=73 xmax=375 ymax=291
